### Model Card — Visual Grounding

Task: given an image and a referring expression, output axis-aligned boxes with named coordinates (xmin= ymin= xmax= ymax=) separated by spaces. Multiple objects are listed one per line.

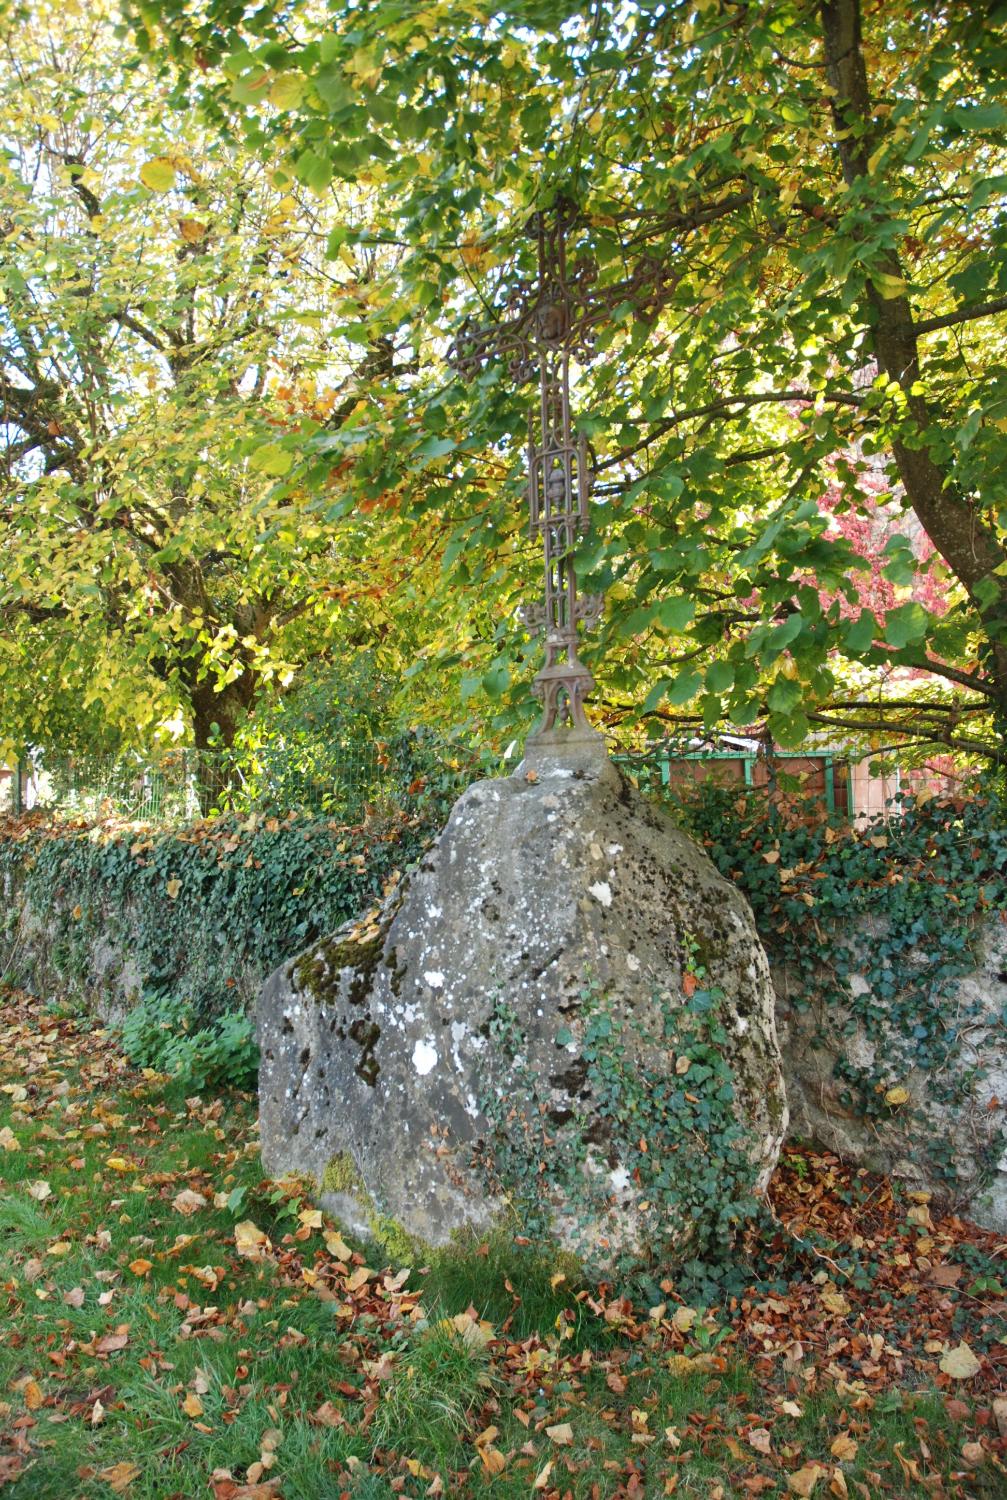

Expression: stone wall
xmin=1 ymin=815 xmax=1004 ymax=1231
xmin=772 ymin=915 xmax=1007 ymax=1232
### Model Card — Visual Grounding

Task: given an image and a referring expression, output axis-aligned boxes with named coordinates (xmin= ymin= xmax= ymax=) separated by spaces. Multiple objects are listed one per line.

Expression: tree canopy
xmin=0 ymin=0 xmax=469 ymax=754
xmin=124 ymin=0 xmax=1007 ymax=764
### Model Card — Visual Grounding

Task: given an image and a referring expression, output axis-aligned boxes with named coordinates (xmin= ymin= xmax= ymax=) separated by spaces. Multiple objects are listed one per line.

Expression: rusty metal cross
xmin=450 ymin=199 xmax=606 ymax=745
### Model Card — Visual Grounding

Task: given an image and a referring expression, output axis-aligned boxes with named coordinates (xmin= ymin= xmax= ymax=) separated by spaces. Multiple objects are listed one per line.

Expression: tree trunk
xmin=820 ymin=0 xmax=1007 ymax=728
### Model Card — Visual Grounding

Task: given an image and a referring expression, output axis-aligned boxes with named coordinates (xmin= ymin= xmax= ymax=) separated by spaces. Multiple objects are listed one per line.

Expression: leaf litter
xmin=0 ymin=989 xmax=1004 ymax=1497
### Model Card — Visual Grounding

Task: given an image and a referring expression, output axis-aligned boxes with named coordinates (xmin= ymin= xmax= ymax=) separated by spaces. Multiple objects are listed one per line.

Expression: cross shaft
xmin=451 ymin=200 xmax=604 ymax=745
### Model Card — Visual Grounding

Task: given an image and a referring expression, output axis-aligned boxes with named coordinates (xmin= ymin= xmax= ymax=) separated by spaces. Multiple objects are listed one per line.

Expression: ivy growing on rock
xmin=478 ymin=978 xmax=762 ymax=1279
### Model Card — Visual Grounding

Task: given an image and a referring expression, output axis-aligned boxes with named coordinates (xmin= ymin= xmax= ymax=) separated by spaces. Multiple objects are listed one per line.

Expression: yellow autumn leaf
xmin=820 ymin=1287 xmax=851 ymax=1317
xmin=268 ymin=72 xmax=306 ymax=110
xmin=344 ymin=1264 xmax=374 ymax=1292
xmin=128 ymin=1258 xmax=152 ymax=1276
xmin=139 ymin=157 xmax=177 ymax=193
xmin=165 ymin=878 xmax=181 ymax=899
xmin=234 ymin=1219 xmax=270 ymax=1259
xmin=323 ymin=1228 xmax=352 ymax=1260
xmin=884 ymin=1085 xmax=910 ymax=1106
xmin=182 ymin=1391 xmax=204 ymax=1418
xmin=105 ymin=1156 xmax=132 ymax=1172
xmin=788 ymin=1464 xmax=828 ymax=1496
xmin=872 ymin=271 xmax=908 ymax=300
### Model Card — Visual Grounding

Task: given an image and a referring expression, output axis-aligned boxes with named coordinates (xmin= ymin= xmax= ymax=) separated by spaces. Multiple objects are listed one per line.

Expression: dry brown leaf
xmin=172 ymin=1189 xmax=207 ymax=1217
xmin=830 ymin=1433 xmax=857 ymax=1462
xmin=546 ymin=1422 xmax=573 ymax=1445
xmin=939 ymin=1342 xmax=981 ymax=1379
xmin=788 ymin=1464 xmax=827 ymax=1497
xmin=99 ymin=1461 xmax=142 ymax=1493
xmin=323 ymin=1228 xmax=352 ymax=1260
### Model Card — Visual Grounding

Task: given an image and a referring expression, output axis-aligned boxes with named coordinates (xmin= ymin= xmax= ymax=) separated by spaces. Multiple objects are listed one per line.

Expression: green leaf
xmin=766 ymin=674 xmax=803 ymax=714
xmin=884 ymin=602 xmax=929 ymax=650
xmin=657 ymin=596 xmax=695 ymax=632
xmin=416 ymin=435 xmax=457 ymax=459
xmin=481 ymin=664 xmax=509 ymax=699
xmin=248 ymin=443 xmax=293 ymax=477
xmin=667 ymin=669 xmax=703 ymax=706
xmin=843 ymin=610 xmax=878 ymax=654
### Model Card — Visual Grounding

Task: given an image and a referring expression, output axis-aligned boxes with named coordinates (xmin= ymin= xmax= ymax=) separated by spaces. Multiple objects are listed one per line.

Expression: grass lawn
xmin=0 ymin=989 xmax=1005 ymax=1499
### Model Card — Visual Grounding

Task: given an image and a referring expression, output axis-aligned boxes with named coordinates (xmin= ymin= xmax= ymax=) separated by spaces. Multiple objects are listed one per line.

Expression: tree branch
xmin=914 ymin=296 xmax=1007 ymax=337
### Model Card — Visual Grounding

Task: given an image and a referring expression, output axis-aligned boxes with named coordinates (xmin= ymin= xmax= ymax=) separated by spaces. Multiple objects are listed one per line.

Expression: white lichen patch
xmin=423 ymin=971 xmax=445 ymax=989
xmin=412 ymin=1039 xmax=438 ymax=1076
xmin=588 ymin=881 xmax=613 ymax=907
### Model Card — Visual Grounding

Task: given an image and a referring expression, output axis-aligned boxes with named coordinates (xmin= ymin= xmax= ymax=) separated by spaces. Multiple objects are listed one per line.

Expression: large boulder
xmin=774 ymin=914 xmax=1007 ymax=1232
xmin=258 ymin=750 xmax=787 ymax=1271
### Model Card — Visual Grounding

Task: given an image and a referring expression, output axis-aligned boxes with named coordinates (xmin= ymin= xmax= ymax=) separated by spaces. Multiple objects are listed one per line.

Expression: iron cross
xmin=450 ymin=199 xmax=605 ymax=743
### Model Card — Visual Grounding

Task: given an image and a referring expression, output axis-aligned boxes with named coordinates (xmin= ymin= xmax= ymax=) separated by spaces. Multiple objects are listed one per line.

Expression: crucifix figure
xmin=450 ymin=198 xmax=605 ymax=749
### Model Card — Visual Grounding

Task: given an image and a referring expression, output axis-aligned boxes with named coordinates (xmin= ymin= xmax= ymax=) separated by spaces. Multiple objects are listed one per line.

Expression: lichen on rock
xmin=258 ymin=752 xmax=787 ymax=1272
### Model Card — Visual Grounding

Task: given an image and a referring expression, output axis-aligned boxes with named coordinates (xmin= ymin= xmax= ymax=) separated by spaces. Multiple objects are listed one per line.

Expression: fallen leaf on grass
xmin=939 ymin=1342 xmax=981 ymax=1379
xmin=546 ymin=1422 xmax=573 ymax=1445
xmin=234 ymin=1221 xmax=270 ymax=1260
xmin=128 ymin=1259 xmax=152 ymax=1277
xmin=0 ymin=1125 xmax=18 ymax=1150
xmin=323 ymin=1228 xmax=351 ymax=1260
xmin=344 ymin=1265 xmax=373 ymax=1292
xmin=99 ymin=1461 xmax=142 ymax=1493
xmin=830 ymin=1433 xmax=857 ymax=1461
xmin=747 ymin=1426 xmax=772 ymax=1455
xmin=533 ymin=1459 xmax=554 ymax=1490
xmin=788 ymin=1464 xmax=828 ymax=1496
xmin=27 ymin=1179 xmax=51 ymax=1201
xmin=172 ymin=1189 xmax=207 ymax=1216
xmin=311 ymin=1401 xmax=343 ymax=1427
xmin=182 ymin=1392 xmax=204 ymax=1418
xmin=46 ymin=1241 xmax=71 ymax=1257
xmin=23 ymin=1379 xmax=43 ymax=1410
xmin=63 ymin=1286 xmax=85 ymax=1308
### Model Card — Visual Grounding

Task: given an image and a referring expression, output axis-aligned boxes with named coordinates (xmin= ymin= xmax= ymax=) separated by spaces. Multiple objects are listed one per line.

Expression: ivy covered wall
xmin=0 ymin=809 xmax=440 ymax=1089
xmin=676 ymin=786 xmax=1007 ymax=1230
xmin=1 ymin=784 xmax=1004 ymax=1226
